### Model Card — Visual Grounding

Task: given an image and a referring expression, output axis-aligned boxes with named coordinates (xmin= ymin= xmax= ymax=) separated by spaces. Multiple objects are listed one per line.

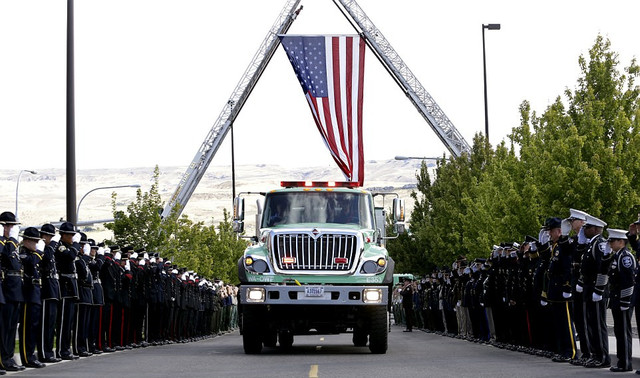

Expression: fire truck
xmin=233 ymin=181 xmax=405 ymax=354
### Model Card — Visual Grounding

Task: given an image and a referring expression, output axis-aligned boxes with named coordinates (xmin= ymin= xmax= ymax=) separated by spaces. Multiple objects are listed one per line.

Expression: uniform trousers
xmin=0 ymin=301 xmax=22 ymax=367
xmin=585 ymin=297 xmax=610 ymax=364
xmin=551 ymin=301 xmax=576 ymax=359
xmin=38 ymin=298 xmax=59 ymax=360
xmin=74 ymin=303 xmax=91 ymax=355
xmin=19 ymin=302 xmax=42 ymax=364
xmin=612 ymin=307 xmax=633 ymax=370
xmin=573 ymin=292 xmax=590 ymax=359
xmin=57 ymin=297 xmax=76 ymax=358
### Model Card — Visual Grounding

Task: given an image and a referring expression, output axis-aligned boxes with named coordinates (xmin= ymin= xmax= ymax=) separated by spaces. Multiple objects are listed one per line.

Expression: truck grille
xmin=271 ymin=231 xmax=360 ymax=272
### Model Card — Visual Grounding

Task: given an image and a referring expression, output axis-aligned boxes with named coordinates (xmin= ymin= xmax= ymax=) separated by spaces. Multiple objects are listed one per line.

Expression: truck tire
xmin=352 ymin=327 xmax=368 ymax=347
xmin=242 ymin=307 xmax=263 ymax=354
xmin=368 ymin=306 xmax=388 ymax=354
xmin=263 ymin=329 xmax=277 ymax=348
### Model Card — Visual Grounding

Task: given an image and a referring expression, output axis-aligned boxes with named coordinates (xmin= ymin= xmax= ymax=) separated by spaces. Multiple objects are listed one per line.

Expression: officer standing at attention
xmin=0 ymin=211 xmax=25 ymax=372
xmin=401 ymin=278 xmax=415 ymax=332
xmin=576 ymin=214 xmax=611 ymax=368
xmin=73 ymin=233 xmax=93 ymax=357
xmin=37 ymin=224 xmax=61 ymax=364
xmin=540 ymin=217 xmax=576 ymax=363
xmin=17 ymin=227 xmax=46 ymax=368
xmin=606 ymin=228 xmax=636 ymax=372
xmin=55 ymin=222 xmax=81 ymax=360
xmin=87 ymin=240 xmax=104 ymax=355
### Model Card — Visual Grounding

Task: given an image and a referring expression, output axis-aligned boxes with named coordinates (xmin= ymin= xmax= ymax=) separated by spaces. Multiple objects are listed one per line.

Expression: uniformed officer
xmin=0 ymin=211 xmax=25 ymax=372
xmin=73 ymin=233 xmax=93 ymax=357
xmin=37 ymin=224 xmax=61 ymax=364
xmin=17 ymin=227 xmax=46 ymax=368
xmin=576 ymin=214 xmax=611 ymax=368
xmin=87 ymin=240 xmax=104 ymax=355
xmin=540 ymin=217 xmax=576 ymax=363
xmin=55 ymin=222 xmax=80 ymax=360
xmin=98 ymin=246 xmax=118 ymax=352
xmin=606 ymin=228 xmax=636 ymax=372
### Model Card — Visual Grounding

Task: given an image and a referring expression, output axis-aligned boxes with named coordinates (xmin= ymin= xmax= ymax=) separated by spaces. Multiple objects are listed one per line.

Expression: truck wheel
xmin=368 ymin=306 xmax=388 ymax=354
xmin=278 ymin=330 xmax=294 ymax=349
xmin=352 ymin=327 xmax=368 ymax=347
xmin=242 ymin=307 xmax=263 ymax=354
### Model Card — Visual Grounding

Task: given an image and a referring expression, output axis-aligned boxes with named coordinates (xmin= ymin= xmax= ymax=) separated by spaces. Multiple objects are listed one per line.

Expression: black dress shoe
xmin=25 ymin=360 xmax=46 ymax=368
xmin=0 ymin=369 xmax=5 ymax=375
xmin=610 ymin=366 xmax=632 ymax=372
xmin=115 ymin=346 xmax=125 ymax=351
xmin=552 ymin=355 xmax=570 ymax=363
xmin=103 ymin=347 xmax=115 ymax=353
xmin=60 ymin=355 xmax=79 ymax=360
xmin=79 ymin=351 xmax=92 ymax=357
xmin=4 ymin=364 xmax=23 ymax=372
xmin=91 ymin=350 xmax=103 ymax=355
xmin=40 ymin=357 xmax=60 ymax=363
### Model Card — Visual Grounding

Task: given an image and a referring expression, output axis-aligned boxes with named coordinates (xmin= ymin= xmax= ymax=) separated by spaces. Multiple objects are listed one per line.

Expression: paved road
xmin=8 ymin=325 xmax=635 ymax=377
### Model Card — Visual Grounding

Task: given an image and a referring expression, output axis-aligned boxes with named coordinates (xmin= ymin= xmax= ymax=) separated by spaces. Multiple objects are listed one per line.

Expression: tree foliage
xmin=391 ymin=36 xmax=640 ymax=272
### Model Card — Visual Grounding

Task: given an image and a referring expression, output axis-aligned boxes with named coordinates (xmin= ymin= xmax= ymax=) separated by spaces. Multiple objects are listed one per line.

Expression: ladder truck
xmin=160 ymin=0 xmax=471 ymax=220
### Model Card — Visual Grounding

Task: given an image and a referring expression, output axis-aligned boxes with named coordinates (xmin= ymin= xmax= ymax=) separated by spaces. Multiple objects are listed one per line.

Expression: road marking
xmin=309 ymin=364 xmax=319 ymax=378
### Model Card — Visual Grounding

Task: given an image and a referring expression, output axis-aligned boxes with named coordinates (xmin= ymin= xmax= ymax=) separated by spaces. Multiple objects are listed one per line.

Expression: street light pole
xmin=15 ymin=170 xmax=37 ymax=221
xmin=482 ymin=23 xmax=500 ymax=144
xmin=76 ymin=184 xmax=141 ymax=225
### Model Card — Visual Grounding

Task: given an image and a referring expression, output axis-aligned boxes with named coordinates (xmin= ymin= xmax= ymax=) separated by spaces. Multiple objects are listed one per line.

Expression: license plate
xmin=305 ymin=286 xmax=324 ymax=297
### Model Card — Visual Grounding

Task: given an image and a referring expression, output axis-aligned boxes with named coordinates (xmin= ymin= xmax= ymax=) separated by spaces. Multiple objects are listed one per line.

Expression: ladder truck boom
xmin=161 ymin=0 xmax=302 ymax=220
xmin=333 ymin=0 xmax=471 ymax=158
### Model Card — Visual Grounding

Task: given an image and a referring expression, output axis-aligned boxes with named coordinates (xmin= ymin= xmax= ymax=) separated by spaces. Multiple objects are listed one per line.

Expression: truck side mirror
xmin=233 ymin=197 xmax=245 ymax=233
xmin=392 ymin=198 xmax=405 ymax=223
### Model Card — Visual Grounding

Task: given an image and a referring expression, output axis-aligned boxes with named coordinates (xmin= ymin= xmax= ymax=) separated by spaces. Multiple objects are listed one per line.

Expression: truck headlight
xmin=246 ymin=288 xmax=266 ymax=302
xmin=363 ymin=289 xmax=382 ymax=303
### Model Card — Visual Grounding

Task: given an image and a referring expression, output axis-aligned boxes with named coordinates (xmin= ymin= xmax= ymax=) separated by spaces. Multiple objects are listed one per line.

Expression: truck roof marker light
xmin=280 ymin=181 xmax=360 ymax=188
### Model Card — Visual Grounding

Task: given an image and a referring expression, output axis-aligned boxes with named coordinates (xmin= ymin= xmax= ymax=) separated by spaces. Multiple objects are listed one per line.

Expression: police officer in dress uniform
xmin=87 ymin=240 xmax=104 ymax=355
xmin=55 ymin=222 xmax=80 ymax=360
xmin=0 ymin=211 xmax=25 ymax=372
xmin=539 ymin=218 xmax=576 ymax=363
xmin=606 ymin=228 xmax=636 ymax=372
xmin=37 ymin=224 xmax=61 ymax=364
xmin=576 ymin=214 xmax=611 ymax=368
xmin=99 ymin=246 xmax=118 ymax=352
xmin=73 ymin=233 xmax=93 ymax=357
xmin=17 ymin=227 xmax=46 ymax=368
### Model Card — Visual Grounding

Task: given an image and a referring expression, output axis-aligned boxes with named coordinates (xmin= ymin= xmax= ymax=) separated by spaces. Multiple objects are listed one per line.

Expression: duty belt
xmin=60 ymin=273 xmax=77 ymax=279
xmin=32 ymin=278 xmax=42 ymax=286
xmin=6 ymin=270 xmax=23 ymax=278
xmin=44 ymin=273 xmax=59 ymax=280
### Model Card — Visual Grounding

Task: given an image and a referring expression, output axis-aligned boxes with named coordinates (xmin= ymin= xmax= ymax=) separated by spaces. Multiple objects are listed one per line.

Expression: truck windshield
xmin=262 ymin=191 xmax=374 ymax=229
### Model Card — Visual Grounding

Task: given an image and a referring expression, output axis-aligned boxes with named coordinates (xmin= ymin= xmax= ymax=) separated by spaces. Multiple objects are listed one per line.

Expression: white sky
xmin=1 ymin=0 xmax=639 ymax=172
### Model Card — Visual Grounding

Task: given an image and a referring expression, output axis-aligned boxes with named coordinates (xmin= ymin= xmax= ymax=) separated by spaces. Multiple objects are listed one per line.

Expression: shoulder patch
xmin=622 ymin=255 xmax=634 ymax=269
xmin=598 ymin=242 xmax=608 ymax=252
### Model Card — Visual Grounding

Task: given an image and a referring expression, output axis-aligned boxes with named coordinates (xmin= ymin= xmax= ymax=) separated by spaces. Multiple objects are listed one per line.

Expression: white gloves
xmin=562 ymin=292 xmax=572 ymax=299
xmin=538 ymin=229 xmax=550 ymax=245
xmin=576 ymin=284 xmax=583 ymax=293
xmin=529 ymin=242 xmax=537 ymax=252
xmin=540 ymin=299 xmax=548 ymax=306
xmin=36 ymin=240 xmax=45 ymax=251
xmin=602 ymin=243 xmax=612 ymax=256
xmin=97 ymin=247 xmax=105 ymax=256
xmin=577 ymin=227 xmax=588 ymax=244
xmin=621 ymin=306 xmax=629 ymax=311
xmin=83 ymin=243 xmax=91 ymax=256
xmin=114 ymin=252 xmax=121 ymax=260
xmin=9 ymin=225 xmax=19 ymax=240
xmin=52 ymin=233 xmax=61 ymax=243
xmin=561 ymin=219 xmax=571 ymax=236
xmin=72 ymin=232 xmax=81 ymax=243
xmin=143 ymin=253 xmax=149 ymax=260
xmin=139 ymin=259 xmax=146 ymax=266
xmin=150 ymin=257 xmax=156 ymax=264
xmin=592 ymin=293 xmax=603 ymax=302
xmin=124 ymin=260 xmax=131 ymax=271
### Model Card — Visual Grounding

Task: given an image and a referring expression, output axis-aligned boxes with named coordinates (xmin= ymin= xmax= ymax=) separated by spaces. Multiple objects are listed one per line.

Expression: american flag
xmin=279 ymin=35 xmax=365 ymax=185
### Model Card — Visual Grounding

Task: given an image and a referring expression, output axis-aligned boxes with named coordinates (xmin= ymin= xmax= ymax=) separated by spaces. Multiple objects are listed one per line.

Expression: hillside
xmin=0 ymin=159 xmax=429 ymax=241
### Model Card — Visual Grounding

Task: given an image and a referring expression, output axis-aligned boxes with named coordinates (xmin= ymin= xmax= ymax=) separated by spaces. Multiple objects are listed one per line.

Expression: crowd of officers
xmin=393 ymin=208 xmax=640 ymax=373
xmin=0 ymin=211 xmax=238 ymax=374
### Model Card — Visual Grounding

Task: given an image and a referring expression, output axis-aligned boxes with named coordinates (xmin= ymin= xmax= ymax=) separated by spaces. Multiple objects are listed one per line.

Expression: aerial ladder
xmin=161 ymin=0 xmax=471 ymax=220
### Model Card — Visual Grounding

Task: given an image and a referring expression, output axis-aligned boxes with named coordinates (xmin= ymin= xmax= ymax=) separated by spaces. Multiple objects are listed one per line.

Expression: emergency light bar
xmin=280 ymin=181 xmax=360 ymax=188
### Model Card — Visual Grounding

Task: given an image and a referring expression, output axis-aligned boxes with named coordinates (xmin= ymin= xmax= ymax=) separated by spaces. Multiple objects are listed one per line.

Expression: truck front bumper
xmin=240 ymin=285 xmax=388 ymax=306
